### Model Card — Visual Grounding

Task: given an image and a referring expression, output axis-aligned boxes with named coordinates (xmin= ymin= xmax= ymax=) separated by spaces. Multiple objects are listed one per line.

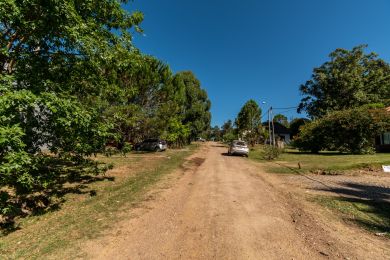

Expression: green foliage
xmin=236 ymin=100 xmax=262 ymax=132
xmin=0 ymin=124 xmax=33 ymax=193
xmin=177 ymin=71 xmax=211 ymax=141
xmin=299 ymin=45 xmax=390 ymax=118
xmin=0 ymin=0 xmax=212 ymax=226
xmin=294 ymin=107 xmax=390 ymax=154
xmin=235 ymin=100 xmax=263 ymax=145
xmin=223 ymin=131 xmax=237 ymax=144
xmin=273 ymin=114 xmax=289 ymax=127
xmin=161 ymin=119 xmax=190 ymax=147
xmin=263 ymin=145 xmax=283 ymax=160
xmin=207 ymin=125 xmax=222 ymax=141
xmin=289 ymin=118 xmax=310 ymax=138
xmin=221 ymin=120 xmax=233 ymax=135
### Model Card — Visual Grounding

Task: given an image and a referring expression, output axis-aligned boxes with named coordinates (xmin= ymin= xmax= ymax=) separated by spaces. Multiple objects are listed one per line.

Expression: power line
xmin=272 ymin=106 xmax=299 ymax=110
xmin=274 ymin=108 xmax=298 ymax=114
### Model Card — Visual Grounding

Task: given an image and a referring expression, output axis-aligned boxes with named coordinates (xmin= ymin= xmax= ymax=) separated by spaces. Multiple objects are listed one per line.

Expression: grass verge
xmin=249 ymin=146 xmax=390 ymax=174
xmin=313 ymin=195 xmax=390 ymax=238
xmin=0 ymin=145 xmax=198 ymax=259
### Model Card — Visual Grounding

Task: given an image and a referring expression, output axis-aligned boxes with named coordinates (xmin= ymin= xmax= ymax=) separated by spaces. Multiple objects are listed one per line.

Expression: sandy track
xmin=81 ymin=143 xmax=390 ymax=260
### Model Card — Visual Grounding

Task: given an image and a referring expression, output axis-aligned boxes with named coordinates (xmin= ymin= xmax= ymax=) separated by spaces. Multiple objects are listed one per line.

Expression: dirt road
xmin=82 ymin=143 xmax=390 ymax=259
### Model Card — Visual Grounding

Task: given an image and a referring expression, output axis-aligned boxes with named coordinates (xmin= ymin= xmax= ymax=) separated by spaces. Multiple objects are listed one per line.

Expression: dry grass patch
xmin=0 ymin=145 xmax=198 ymax=259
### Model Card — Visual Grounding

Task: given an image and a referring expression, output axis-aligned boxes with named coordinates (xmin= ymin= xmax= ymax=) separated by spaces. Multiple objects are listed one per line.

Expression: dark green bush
xmin=294 ymin=107 xmax=390 ymax=154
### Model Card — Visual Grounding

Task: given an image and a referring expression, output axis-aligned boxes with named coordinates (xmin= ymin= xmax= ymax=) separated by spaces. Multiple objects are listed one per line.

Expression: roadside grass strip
xmin=313 ymin=195 xmax=390 ymax=238
xmin=0 ymin=145 xmax=198 ymax=259
xmin=250 ymin=146 xmax=390 ymax=175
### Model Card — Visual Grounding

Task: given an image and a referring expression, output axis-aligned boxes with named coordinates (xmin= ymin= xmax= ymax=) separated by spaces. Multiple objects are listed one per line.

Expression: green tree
xmin=298 ymin=45 xmax=390 ymax=118
xmin=0 ymin=0 xmax=143 ymax=221
xmin=289 ymin=118 xmax=310 ymax=139
xmin=177 ymin=71 xmax=211 ymax=142
xmin=294 ymin=106 xmax=390 ymax=154
xmin=273 ymin=114 xmax=289 ymax=127
xmin=221 ymin=120 xmax=233 ymax=135
xmin=235 ymin=100 xmax=262 ymax=145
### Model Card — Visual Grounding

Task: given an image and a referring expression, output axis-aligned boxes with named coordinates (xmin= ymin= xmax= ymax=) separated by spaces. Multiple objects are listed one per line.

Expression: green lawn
xmin=0 ymin=145 xmax=198 ymax=259
xmin=250 ymin=146 xmax=390 ymax=174
xmin=250 ymin=146 xmax=390 ymax=238
xmin=313 ymin=196 xmax=390 ymax=238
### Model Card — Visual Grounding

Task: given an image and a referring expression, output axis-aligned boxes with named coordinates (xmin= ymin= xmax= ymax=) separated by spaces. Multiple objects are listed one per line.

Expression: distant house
xmin=263 ymin=122 xmax=291 ymax=144
xmin=375 ymin=106 xmax=390 ymax=152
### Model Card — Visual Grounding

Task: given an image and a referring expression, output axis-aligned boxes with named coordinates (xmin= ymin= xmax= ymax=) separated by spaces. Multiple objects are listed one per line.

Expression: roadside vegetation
xmin=0 ymin=145 xmax=198 ymax=259
xmin=314 ymin=196 xmax=390 ymax=239
xmin=0 ymin=1 xmax=211 ymax=227
xmin=250 ymin=146 xmax=390 ymax=174
xmin=250 ymin=145 xmax=390 ymax=238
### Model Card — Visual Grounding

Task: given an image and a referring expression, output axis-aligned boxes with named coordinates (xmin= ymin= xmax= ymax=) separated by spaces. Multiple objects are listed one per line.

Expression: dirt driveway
xmin=81 ymin=143 xmax=390 ymax=259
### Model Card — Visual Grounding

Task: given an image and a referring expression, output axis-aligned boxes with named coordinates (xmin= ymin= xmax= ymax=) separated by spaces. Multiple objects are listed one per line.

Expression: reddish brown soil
xmin=80 ymin=143 xmax=390 ymax=259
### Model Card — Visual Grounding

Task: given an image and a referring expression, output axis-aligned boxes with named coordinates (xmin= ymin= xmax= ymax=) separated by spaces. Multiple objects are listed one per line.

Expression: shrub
xmin=294 ymin=107 xmax=390 ymax=154
xmin=263 ymin=145 xmax=283 ymax=160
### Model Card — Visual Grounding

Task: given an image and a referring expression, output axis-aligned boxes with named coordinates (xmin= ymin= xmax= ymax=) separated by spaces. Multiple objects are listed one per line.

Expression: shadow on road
xmin=221 ymin=153 xmax=247 ymax=157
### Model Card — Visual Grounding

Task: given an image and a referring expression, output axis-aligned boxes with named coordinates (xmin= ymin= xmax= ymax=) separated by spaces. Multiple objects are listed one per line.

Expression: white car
xmin=228 ymin=140 xmax=249 ymax=157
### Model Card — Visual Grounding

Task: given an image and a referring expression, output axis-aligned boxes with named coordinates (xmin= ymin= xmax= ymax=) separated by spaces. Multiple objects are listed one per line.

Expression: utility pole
xmin=268 ymin=107 xmax=272 ymax=146
xmin=271 ymin=109 xmax=275 ymax=146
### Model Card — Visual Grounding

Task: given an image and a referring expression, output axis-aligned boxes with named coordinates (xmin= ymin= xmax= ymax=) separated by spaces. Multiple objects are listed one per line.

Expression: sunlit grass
xmin=313 ymin=196 xmax=390 ymax=238
xmin=249 ymin=145 xmax=390 ymax=174
xmin=0 ymin=145 xmax=198 ymax=259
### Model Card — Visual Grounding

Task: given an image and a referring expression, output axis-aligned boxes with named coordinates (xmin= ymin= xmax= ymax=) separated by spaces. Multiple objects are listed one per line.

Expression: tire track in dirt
xmin=78 ymin=143 xmax=389 ymax=259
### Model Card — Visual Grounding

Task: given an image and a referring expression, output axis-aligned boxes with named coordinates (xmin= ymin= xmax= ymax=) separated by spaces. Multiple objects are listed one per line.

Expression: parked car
xmin=196 ymin=137 xmax=206 ymax=142
xmin=228 ymin=140 xmax=249 ymax=157
xmin=134 ymin=139 xmax=167 ymax=152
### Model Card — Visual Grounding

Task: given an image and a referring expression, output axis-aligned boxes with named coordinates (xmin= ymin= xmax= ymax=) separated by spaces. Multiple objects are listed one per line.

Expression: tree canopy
xmin=0 ymin=0 xmax=211 ymax=224
xmin=294 ymin=106 xmax=390 ymax=154
xmin=235 ymin=100 xmax=262 ymax=132
xmin=235 ymin=100 xmax=262 ymax=145
xmin=298 ymin=45 xmax=390 ymax=119
xmin=273 ymin=114 xmax=288 ymax=127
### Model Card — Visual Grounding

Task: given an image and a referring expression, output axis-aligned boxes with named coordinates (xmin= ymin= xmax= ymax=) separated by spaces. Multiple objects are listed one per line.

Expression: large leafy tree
xmin=220 ymin=119 xmax=237 ymax=143
xmin=0 ymin=0 xmax=213 ymax=223
xmin=298 ymin=45 xmax=390 ymax=118
xmin=0 ymin=0 xmax=143 ymax=217
xmin=103 ymin=52 xmax=173 ymax=146
xmin=235 ymin=99 xmax=262 ymax=145
xmin=221 ymin=120 xmax=233 ymax=135
xmin=294 ymin=106 xmax=390 ymax=154
xmin=0 ymin=0 xmax=144 ymax=157
xmin=289 ymin=118 xmax=310 ymax=139
xmin=236 ymin=99 xmax=262 ymax=133
xmin=177 ymin=71 xmax=211 ymax=141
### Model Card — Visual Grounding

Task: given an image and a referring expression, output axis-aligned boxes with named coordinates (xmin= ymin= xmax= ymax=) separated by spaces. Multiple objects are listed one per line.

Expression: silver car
xmin=228 ymin=140 xmax=249 ymax=157
xmin=135 ymin=139 xmax=167 ymax=152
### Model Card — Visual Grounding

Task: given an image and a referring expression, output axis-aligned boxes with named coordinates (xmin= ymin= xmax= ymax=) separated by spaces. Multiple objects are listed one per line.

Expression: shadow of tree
xmin=221 ymin=153 xmax=247 ymax=157
xmin=315 ymin=182 xmax=390 ymax=235
xmin=285 ymin=151 xmax=345 ymax=156
xmin=0 ymin=156 xmax=115 ymax=234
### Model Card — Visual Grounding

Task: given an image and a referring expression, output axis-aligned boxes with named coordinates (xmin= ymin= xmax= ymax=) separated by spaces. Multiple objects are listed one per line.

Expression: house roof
xmin=262 ymin=121 xmax=291 ymax=135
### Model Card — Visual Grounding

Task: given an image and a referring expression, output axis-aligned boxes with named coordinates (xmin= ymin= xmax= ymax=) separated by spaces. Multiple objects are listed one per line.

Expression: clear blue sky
xmin=128 ymin=0 xmax=390 ymax=127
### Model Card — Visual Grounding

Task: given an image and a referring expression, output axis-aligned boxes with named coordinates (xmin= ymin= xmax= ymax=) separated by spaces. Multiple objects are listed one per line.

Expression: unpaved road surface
xmin=82 ymin=143 xmax=390 ymax=259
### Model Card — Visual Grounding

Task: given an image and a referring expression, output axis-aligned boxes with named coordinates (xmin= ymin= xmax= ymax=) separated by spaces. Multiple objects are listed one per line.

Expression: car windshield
xmin=233 ymin=141 xmax=247 ymax=146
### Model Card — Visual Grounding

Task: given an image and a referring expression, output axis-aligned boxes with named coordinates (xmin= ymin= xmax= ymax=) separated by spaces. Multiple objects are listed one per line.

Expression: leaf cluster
xmin=294 ymin=107 xmax=390 ymax=154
